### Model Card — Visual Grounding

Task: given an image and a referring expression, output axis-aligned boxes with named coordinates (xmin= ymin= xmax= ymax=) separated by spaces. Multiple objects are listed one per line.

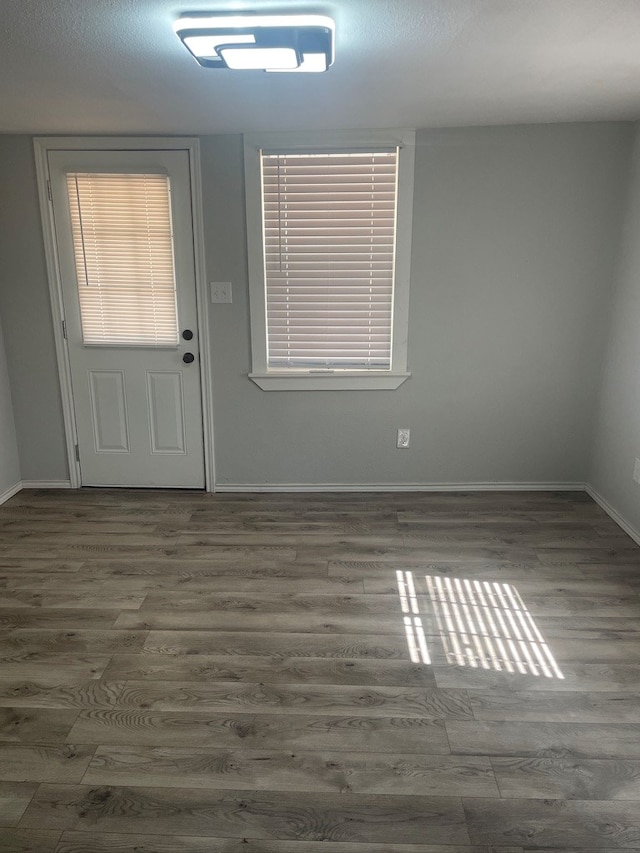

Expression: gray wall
xmin=202 ymin=124 xmax=631 ymax=485
xmin=0 ymin=315 xmax=20 ymax=495
xmin=0 ymin=123 xmax=632 ymax=488
xmin=0 ymin=135 xmax=68 ymax=482
xmin=590 ymin=122 xmax=640 ymax=531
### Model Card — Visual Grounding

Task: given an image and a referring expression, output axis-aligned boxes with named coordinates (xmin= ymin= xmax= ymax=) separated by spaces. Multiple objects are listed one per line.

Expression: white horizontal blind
xmin=262 ymin=149 xmax=398 ymax=369
xmin=66 ymin=172 xmax=179 ymax=345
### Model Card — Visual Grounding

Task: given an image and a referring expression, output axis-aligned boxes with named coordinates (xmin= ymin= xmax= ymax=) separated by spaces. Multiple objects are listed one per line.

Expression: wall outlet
xmin=634 ymin=457 xmax=640 ymax=484
xmin=397 ymin=428 xmax=410 ymax=449
xmin=210 ymin=281 xmax=232 ymax=303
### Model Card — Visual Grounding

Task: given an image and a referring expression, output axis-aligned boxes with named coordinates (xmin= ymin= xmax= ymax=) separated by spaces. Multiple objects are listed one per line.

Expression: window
xmin=66 ymin=172 xmax=179 ymax=346
xmin=245 ymin=130 xmax=415 ymax=390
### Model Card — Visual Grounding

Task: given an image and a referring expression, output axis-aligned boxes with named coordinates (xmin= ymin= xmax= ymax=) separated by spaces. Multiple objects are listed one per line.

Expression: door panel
xmin=88 ymin=370 xmax=130 ymax=453
xmin=146 ymin=371 xmax=186 ymax=454
xmin=48 ymin=149 xmax=205 ymax=488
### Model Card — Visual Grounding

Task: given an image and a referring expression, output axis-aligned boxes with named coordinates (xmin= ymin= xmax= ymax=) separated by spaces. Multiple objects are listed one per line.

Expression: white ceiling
xmin=2 ymin=0 xmax=640 ymax=134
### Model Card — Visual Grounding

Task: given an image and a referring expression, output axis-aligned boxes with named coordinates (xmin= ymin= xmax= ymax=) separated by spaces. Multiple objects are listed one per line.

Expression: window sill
xmin=249 ymin=371 xmax=411 ymax=391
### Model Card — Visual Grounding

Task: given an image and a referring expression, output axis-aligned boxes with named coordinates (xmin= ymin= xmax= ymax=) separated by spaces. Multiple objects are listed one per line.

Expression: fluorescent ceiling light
xmin=174 ymin=13 xmax=334 ymax=72
xmin=220 ymin=46 xmax=299 ymax=71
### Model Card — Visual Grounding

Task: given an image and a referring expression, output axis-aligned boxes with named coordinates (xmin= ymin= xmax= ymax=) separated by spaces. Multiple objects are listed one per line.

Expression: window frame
xmin=244 ymin=129 xmax=415 ymax=391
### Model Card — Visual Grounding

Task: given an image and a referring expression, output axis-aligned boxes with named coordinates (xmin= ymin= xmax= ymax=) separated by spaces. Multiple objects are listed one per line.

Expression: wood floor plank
xmin=101 ymin=653 xmax=439 ymax=687
xmin=0 ymin=630 xmax=148 ymax=655
xmin=487 ymin=577 xmax=640 ymax=596
xmin=365 ymin=587 xmax=640 ymax=618
xmin=355 ymin=565 xmax=594 ymax=589
xmin=317 ymin=545 xmax=539 ymax=563
xmin=142 ymin=629 xmax=409 ymax=659
xmin=0 ymin=559 xmax=83 ymax=572
xmin=446 ymin=720 xmax=640 ymax=759
xmin=0 ymin=829 xmax=60 ymax=852
xmin=67 ymin=710 xmax=451 ymax=753
xmin=0 ymin=592 xmax=144 ymax=610
xmin=5 ymin=576 xmax=364 ymax=595
xmin=536 ymin=547 xmax=640 ymax=565
xmin=0 ymin=708 xmax=79 ymax=743
xmin=114 ymin=681 xmax=472 ymax=719
xmin=0 ymin=609 xmax=121 ymax=629
xmin=0 ymin=744 xmax=95 ymax=783
xmin=54 ymin=834 xmax=520 ymax=853
xmin=462 ymin=797 xmax=640 ymax=848
xmin=465 ymin=637 xmax=640 ymax=664
xmin=402 ymin=531 xmax=632 ymax=550
xmin=173 ymin=533 xmax=406 ymax=548
xmin=0 ymin=681 xmax=124 ymax=710
xmin=491 ymin=756 xmax=640 ymax=800
xmin=84 ymin=745 xmax=499 ymax=796
xmin=523 ymin=849 xmax=639 ymax=853
xmin=0 ymin=544 xmax=298 ymax=561
xmin=64 ymin=558 xmax=329 ymax=577
xmin=116 ymin=611 xmax=419 ymax=635
xmin=136 ymin=592 xmax=404 ymax=614
xmin=525 ymin=614 xmax=640 ymax=639
xmin=0 ymin=781 xmax=38 ymax=826
xmin=468 ymin=689 xmax=640 ymax=723
xmin=0 ymin=654 xmax=110 ymax=682
xmin=434 ymin=662 xmax=640 ymax=692
xmin=20 ymin=785 xmax=470 ymax=844
xmin=506 ymin=594 xmax=640 ymax=618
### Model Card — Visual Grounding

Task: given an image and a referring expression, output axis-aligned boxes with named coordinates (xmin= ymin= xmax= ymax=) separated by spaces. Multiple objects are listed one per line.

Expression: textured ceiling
xmin=1 ymin=0 xmax=640 ymax=133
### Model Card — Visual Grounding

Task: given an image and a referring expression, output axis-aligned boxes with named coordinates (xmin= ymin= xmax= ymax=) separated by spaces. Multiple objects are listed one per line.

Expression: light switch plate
xmin=210 ymin=282 xmax=232 ymax=303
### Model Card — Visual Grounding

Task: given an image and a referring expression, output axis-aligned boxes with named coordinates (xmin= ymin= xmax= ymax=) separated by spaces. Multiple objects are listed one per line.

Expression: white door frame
xmin=33 ymin=136 xmax=216 ymax=491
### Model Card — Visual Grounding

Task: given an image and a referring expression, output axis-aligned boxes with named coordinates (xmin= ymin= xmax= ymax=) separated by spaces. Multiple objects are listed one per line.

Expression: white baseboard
xmin=585 ymin=483 xmax=640 ymax=547
xmin=3 ymin=480 xmax=637 ymax=552
xmin=214 ymin=481 xmax=586 ymax=493
xmin=0 ymin=480 xmax=73 ymax=506
xmin=21 ymin=480 xmax=72 ymax=490
xmin=0 ymin=481 xmax=23 ymax=506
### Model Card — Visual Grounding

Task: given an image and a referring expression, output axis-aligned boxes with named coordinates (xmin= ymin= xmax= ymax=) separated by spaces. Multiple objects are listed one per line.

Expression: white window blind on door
xmin=261 ymin=149 xmax=398 ymax=369
xmin=66 ymin=172 xmax=179 ymax=345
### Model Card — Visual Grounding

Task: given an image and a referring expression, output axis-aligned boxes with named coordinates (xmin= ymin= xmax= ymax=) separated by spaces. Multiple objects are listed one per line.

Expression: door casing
xmin=34 ymin=136 xmax=215 ymax=491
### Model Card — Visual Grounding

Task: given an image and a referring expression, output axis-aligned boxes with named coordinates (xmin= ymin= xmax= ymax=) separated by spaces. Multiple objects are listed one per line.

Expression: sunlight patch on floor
xmin=396 ymin=570 xmax=564 ymax=679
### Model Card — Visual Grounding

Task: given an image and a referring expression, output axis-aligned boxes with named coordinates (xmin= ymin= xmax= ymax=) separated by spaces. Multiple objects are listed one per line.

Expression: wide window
xmin=245 ymin=131 xmax=415 ymax=390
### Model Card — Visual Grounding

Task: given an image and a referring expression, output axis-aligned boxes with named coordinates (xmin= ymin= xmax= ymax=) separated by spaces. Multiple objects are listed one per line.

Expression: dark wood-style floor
xmin=0 ymin=488 xmax=640 ymax=852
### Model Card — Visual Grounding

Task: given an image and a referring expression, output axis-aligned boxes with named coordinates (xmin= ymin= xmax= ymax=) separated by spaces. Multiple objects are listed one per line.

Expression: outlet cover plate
xmin=397 ymin=428 xmax=410 ymax=449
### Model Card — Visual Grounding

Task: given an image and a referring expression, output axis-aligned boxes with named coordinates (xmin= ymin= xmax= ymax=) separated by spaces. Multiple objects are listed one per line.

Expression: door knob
xmin=183 ymin=352 xmax=195 ymax=364
xmin=182 ymin=329 xmax=193 ymax=340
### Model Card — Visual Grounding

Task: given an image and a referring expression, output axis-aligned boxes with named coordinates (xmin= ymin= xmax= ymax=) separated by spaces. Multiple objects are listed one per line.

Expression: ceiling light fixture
xmin=174 ymin=13 xmax=335 ymax=73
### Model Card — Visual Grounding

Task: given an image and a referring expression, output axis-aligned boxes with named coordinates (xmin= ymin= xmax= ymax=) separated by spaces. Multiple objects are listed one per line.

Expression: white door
xmin=48 ymin=149 xmax=205 ymax=488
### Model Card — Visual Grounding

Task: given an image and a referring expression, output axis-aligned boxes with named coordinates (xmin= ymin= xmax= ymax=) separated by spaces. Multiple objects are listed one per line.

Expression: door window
xmin=66 ymin=172 xmax=179 ymax=346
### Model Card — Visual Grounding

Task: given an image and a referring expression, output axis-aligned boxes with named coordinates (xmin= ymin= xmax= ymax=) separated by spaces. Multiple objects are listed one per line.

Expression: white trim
xmin=244 ymin=129 xmax=415 ymax=391
xmin=585 ymin=483 xmax=640 ymax=547
xmin=34 ymin=137 xmax=204 ymax=152
xmin=33 ymin=136 xmax=215 ymax=493
xmin=0 ymin=481 xmax=22 ymax=506
xmin=248 ymin=372 xmax=411 ymax=391
xmin=21 ymin=480 xmax=73 ymax=489
xmin=187 ymin=141 xmax=216 ymax=492
xmin=0 ymin=480 xmax=74 ymax=506
xmin=33 ymin=139 xmax=82 ymax=487
xmin=214 ymin=481 xmax=587 ymax=493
